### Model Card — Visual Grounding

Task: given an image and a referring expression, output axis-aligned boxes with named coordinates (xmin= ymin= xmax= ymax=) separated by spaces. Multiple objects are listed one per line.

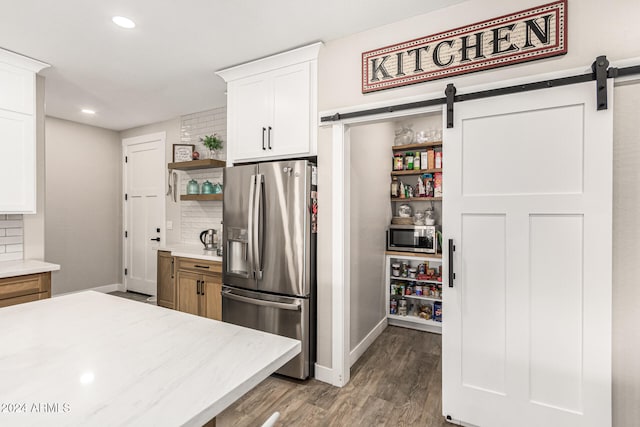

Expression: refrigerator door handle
xmin=247 ymin=174 xmax=257 ymax=279
xmin=221 ymin=289 xmax=301 ymax=311
xmin=254 ymin=174 xmax=264 ymax=280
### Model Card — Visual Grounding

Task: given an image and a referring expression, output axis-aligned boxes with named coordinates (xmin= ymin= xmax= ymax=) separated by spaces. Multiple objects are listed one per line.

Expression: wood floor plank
xmin=217 ymin=326 xmax=446 ymax=427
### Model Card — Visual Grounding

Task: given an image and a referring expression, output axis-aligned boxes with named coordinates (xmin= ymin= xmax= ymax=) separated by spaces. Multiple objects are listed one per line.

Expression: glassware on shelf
xmin=398 ymin=203 xmax=412 ymax=217
xmin=394 ymin=125 xmax=414 ymax=146
xmin=424 ymin=202 xmax=436 ymax=225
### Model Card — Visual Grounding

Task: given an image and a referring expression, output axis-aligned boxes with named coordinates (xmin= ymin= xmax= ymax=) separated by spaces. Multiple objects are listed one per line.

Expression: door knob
xmin=150 ymin=237 xmax=161 ymax=242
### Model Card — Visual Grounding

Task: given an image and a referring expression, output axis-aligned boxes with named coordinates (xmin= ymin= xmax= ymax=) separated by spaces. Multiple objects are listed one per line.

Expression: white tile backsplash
xmin=179 ymin=108 xmax=226 ymax=244
xmin=0 ymin=214 xmax=23 ymax=260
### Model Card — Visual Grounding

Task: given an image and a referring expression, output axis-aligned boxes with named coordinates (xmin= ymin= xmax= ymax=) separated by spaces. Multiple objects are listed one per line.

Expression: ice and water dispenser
xmin=226 ymin=227 xmax=249 ymax=277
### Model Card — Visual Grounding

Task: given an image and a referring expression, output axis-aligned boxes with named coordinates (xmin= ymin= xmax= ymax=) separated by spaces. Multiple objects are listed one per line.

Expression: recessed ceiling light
xmin=81 ymin=109 xmax=96 ymax=115
xmin=112 ymin=16 xmax=136 ymax=29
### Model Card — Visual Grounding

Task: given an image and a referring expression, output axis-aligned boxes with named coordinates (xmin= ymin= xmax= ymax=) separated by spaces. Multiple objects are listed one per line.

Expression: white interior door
xmin=442 ymin=81 xmax=613 ymax=427
xmin=123 ymin=133 xmax=165 ymax=295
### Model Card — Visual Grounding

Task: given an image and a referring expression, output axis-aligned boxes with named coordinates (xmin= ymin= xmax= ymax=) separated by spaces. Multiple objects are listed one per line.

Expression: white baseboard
xmin=53 ymin=283 xmax=124 ymax=297
xmin=349 ymin=317 xmax=387 ymax=367
xmin=90 ymin=283 xmax=124 ymax=294
xmin=314 ymin=363 xmax=340 ymax=386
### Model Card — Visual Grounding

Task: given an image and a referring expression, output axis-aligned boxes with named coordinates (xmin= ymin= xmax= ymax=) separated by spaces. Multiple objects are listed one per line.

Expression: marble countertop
xmin=0 ymin=259 xmax=60 ymax=279
xmin=0 ymin=291 xmax=300 ymax=426
xmin=157 ymin=243 xmax=222 ymax=262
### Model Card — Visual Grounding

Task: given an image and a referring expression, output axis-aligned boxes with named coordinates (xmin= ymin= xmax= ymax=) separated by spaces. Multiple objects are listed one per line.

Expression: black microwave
xmin=387 ymin=224 xmax=439 ymax=253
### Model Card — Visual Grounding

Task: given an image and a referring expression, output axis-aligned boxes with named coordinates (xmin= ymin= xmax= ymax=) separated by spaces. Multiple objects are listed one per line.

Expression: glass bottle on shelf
xmin=405 ymin=152 xmax=414 ymax=170
xmin=390 ymin=176 xmax=399 ymax=198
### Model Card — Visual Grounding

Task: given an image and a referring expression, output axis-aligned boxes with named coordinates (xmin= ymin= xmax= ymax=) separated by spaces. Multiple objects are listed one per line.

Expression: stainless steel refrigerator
xmin=222 ymin=159 xmax=317 ymax=379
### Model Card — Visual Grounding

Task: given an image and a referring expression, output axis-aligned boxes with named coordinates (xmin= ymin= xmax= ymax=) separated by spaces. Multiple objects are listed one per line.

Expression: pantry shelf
xmin=391 ymin=168 xmax=442 ymax=176
xmin=180 ymin=194 xmax=223 ymax=201
xmin=168 ymin=159 xmax=226 ymax=170
xmin=384 ymin=251 xmax=442 ymax=260
xmin=394 ymin=294 xmax=442 ymax=303
xmin=391 ymin=276 xmax=442 ymax=285
xmin=392 ymin=141 xmax=442 ymax=151
xmin=390 ymin=197 xmax=442 ymax=202
xmin=388 ymin=314 xmax=442 ymax=327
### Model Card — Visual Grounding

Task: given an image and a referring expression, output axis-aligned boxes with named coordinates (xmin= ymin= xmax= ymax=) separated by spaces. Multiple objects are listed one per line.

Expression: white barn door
xmin=442 ymin=81 xmax=613 ymax=427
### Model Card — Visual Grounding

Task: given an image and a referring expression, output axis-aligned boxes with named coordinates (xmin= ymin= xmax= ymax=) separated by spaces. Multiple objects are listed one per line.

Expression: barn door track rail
xmin=320 ymin=55 xmax=640 ymax=128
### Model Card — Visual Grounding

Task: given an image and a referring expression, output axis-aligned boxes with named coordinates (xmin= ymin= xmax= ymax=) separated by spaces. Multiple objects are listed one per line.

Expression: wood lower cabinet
xmin=157 ymin=251 xmax=176 ymax=309
xmin=176 ymin=270 xmax=200 ymax=316
xmin=172 ymin=256 xmax=222 ymax=321
xmin=0 ymin=272 xmax=51 ymax=308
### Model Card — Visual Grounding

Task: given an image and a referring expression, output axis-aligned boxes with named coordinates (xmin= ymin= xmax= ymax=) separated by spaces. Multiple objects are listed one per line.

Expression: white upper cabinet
xmin=0 ymin=49 xmax=49 ymax=214
xmin=217 ymin=42 xmax=321 ymax=164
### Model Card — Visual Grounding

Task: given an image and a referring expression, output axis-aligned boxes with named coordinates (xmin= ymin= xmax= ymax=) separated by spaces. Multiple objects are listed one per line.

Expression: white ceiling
xmin=0 ymin=0 xmax=463 ymax=131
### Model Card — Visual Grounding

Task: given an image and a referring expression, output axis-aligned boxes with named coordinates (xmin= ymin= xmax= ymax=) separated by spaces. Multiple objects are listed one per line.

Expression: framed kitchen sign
xmin=362 ymin=0 xmax=567 ymax=93
xmin=173 ymin=144 xmax=194 ymax=162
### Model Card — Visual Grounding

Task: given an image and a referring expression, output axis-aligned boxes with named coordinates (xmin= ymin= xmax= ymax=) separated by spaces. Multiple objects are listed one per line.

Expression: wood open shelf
xmin=392 ymin=168 xmax=442 ymax=176
xmin=180 ymin=194 xmax=223 ymax=201
xmin=168 ymin=159 xmax=226 ymax=170
xmin=390 ymin=197 xmax=442 ymax=202
xmin=385 ymin=251 xmax=442 ymax=259
xmin=392 ymin=141 xmax=442 ymax=151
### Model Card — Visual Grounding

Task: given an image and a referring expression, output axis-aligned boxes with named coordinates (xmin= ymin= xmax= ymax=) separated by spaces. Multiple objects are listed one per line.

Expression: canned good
xmin=415 ymin=285 xmax=423 ymax=296
xmin=390 ymin=299 xmax=398 ymax=315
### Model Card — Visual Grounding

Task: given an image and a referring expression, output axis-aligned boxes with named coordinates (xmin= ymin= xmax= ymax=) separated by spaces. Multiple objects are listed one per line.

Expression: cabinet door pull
xmin=267 ymin=126 xmax=272 ymax=150
xmin=448 ymin=239 xmax=455 ymax=288
xmin=194 ymin=265 xmax=210 ymax=269
xmin=262 ymin=127 xmax=266 ymax=150
xmin=170 ymin=259 xmax=174 ymax=279
xmin=201 ymin=281 xmax=205 ymax=296
xmin=196 ymin=280 xmax=201 ymax=295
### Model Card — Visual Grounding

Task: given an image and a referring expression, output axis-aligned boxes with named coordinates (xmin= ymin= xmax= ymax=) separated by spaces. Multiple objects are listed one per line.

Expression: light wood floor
xmin=217 ymin=326 xmax=448 ymax=427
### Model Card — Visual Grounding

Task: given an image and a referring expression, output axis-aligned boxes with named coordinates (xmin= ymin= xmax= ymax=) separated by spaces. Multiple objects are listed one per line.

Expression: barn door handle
xmin=448 ymin=239 xmax=455 ymax=288
xmin=150 ymin=237 xmax=161 ymax=242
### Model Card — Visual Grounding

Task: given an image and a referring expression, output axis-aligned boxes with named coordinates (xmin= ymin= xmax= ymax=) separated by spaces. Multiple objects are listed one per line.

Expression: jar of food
xmin=405 ymin=286 xmax=412 ymax=296
xmin=393 ymin=153 xmax=404 ymax=171
xmin=391 ymin=263 xmax=400 ymax=277
xmin=413 ymin=153 xmax=421 ymax=170
xmin=405 ymin=152 xmax=414 ymax=170
xmin=390 ymin=176 xmax=399 ymax=198
xmin=408 ymin=268 xmax=417 ymax=279
xmin=401 ymin=262 xmax=409 ymax=278
xmin=415 ymin=285 xmax=423 ymax=296
xmin=398 ymin=298 xmax=408 ymax=316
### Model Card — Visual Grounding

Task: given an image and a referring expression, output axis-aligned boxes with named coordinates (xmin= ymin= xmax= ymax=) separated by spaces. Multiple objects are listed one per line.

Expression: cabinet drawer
xmin=177 ymin=257 xmax=222 ymax=274
xmin=0 ymin=291 xmax=49 ymax=308
xmin=0 ymin=273 xmax=49 ymax=300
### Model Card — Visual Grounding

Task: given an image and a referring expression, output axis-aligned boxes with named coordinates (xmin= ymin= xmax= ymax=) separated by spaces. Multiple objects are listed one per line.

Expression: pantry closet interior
xmin=347 ymin=107 xmax=445 ymax=365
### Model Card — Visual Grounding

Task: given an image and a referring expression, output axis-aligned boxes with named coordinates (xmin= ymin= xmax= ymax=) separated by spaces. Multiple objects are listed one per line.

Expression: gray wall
xmin=349 ymin=122 xmax=392 ymax=351
xmin=612 ymin=80 xmax=640 ymax=427
xmin=45 ymin=117 xmax=122 ymax=295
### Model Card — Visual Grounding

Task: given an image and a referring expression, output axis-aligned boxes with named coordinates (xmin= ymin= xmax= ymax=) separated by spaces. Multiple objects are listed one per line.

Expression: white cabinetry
xmin=217 ymin=43 xmax=321 ymax=164
xmin=0 ymin=49 xmax=48 ymax=214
